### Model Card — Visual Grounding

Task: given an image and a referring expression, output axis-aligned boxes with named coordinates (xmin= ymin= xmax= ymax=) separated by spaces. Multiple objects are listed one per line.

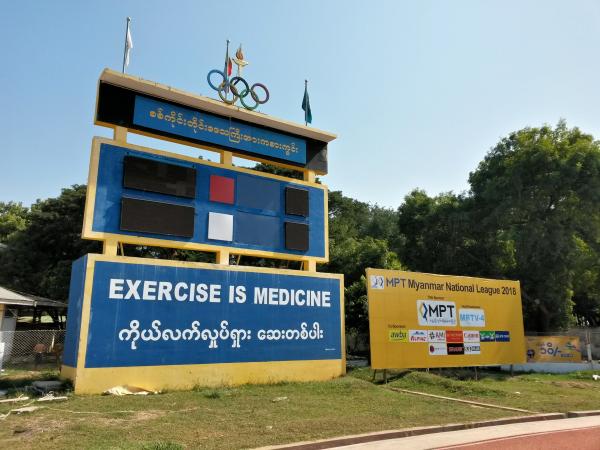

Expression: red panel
xmin=209 ymin=175 xmax=234 ymax=204
xmin=446 ymin=330 xmax=464 ymax=343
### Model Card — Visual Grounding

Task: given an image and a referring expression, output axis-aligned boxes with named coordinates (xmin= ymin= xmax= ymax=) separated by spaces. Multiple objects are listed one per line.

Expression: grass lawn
xmin=1 ymin=367 xmax=598 ymax=449
xmin=351 ymin=367 xmax=600 ymax=413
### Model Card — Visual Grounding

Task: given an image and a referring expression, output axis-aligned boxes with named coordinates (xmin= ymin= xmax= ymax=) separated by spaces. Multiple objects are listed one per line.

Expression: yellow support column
xmin=103 ymin=240 xmax=118 ymax=256
xmin=114 ymin=126 xmax=127 ymax=142
xmin=303 ymin=169 xmax=316 ymax=183
xmin=220 ymin=151 xmax=233 ymax=166
xmin=216 ymin=250 xmax=230 ymax=265
xmin=304 ymin=260 xmax=317 ymax=272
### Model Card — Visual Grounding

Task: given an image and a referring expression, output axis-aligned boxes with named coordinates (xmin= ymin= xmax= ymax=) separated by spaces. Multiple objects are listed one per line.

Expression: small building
xmin=0 ymin=286 xmax=67 ymax=333
xmin=0 ymin=286 xmax=67 ymax=370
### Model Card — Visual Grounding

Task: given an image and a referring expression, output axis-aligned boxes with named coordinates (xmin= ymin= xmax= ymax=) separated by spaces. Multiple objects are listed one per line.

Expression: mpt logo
xmin=370 ymin=275 xmax=384 ymax=289
xmin=417 ymin=300 xmax=457 ymax=326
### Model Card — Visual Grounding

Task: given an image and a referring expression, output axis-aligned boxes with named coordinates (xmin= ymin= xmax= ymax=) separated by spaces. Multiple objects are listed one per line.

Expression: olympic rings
xmin=206 ymin=70 xmax=270 ymax=111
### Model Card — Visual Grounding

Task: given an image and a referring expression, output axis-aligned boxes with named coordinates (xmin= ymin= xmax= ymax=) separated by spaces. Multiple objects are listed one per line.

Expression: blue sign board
xmin=87 ymin=140 xmax=327 ymax=259
xmin=495 ymin=331 xmax=511 ymax=342
xmin=63 ymin=256 xmax=342 ymax=368
xmin=133 ymin=96 xmax=307 ymax=165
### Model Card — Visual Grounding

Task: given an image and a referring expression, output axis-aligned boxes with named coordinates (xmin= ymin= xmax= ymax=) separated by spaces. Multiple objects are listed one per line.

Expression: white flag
xmin=125 ymin=26 xmax=133 ymax=67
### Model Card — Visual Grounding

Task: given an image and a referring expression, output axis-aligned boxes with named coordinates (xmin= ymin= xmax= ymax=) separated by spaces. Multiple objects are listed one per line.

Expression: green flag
xmin=302 ymin=81 xmax=312 ymax=125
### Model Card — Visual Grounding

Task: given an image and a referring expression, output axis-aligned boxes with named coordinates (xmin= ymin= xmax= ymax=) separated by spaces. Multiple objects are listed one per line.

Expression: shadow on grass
xmin=139 ymin=442 xmax=184 ymax=450
xmin=348 ymin=366 xmax=517 ymax=384
xmin=0 ymin=368 xmax=61 ymax=390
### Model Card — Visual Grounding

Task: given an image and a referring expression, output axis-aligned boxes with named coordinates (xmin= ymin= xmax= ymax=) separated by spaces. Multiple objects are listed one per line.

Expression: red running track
xmin=439 ymin=425 xmax=600 ymax=450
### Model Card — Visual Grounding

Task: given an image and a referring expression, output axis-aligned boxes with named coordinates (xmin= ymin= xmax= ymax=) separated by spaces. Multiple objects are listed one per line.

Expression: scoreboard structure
xmin=62 ymin=69 xmax=344 ymax=393
xmin=83 ymin=138 xmax=328 ymax=261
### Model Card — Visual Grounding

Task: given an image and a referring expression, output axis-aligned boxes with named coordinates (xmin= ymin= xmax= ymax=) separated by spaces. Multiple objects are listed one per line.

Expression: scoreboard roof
xmin=95 ymin=69 xmax=336 ymax=174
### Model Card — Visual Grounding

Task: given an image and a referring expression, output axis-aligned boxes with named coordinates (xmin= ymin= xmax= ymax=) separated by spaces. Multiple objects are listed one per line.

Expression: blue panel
xmin=84 ymin=260 xmax=342 ymax=368
xmin=133 ymin=96 xmax=307 ymax=164
xmin=235 ymin=212 xmax=280 ymax=247
xmin=237 ymin=174 xmax=280 ymax=212
xmin=91 ymin=143 xmax=326 ymax=258
xmin=62 ymin=255 xmax=87 ymax=367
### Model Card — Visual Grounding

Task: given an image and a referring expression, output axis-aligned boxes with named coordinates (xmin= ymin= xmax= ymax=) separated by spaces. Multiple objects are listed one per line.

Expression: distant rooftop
xmin=0 ymin=285 xmax=67 ymax=308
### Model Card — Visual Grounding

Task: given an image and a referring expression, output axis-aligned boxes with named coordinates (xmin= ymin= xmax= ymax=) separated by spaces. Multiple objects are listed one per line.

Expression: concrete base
xmin=501 ymin=362 xmax=600 ymax=374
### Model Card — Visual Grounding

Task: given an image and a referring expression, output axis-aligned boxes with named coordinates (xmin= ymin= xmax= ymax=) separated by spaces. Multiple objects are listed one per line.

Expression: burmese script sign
xmin=63 ymin=255 xmax=343 ymax=369
xmin=526 ymin=336 xmax=582 ymax=363
xmin=133 ymin=96 xmax=307 ymax=164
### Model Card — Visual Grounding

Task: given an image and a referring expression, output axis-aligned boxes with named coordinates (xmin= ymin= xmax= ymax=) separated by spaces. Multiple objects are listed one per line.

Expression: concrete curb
xmin=567 ymin=410 xmax=600 ymax=418
xmin=257 ymin=413 xmax=566 ymax=450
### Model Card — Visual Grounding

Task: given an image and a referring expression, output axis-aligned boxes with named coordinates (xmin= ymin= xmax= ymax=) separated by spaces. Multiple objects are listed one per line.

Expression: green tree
xmin=396 ymin=190 xmax=492 ymax=276
xmin=0 ymin=185 xmax=100 ymax=300
xmin=325 ymin=191 xmax=402 ymax=333
xmin=571 ymin=238 xmax=600 ymax=326
xmin=0 ymin=201 xmax=29 ymax=243
xmin=468 ymin=121 xmax=600 ymax=330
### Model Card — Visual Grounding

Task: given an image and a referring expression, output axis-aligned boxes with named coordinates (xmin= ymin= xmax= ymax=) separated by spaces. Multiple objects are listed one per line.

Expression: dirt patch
xmin=134 ymin=410 xmax=168 ymax=421
xmin=549 ymin=381 xmax=594 ymax=389
xmin=92 ymin=409 xmax=167 ymax=426
xmin=0 ymin=415 xmax=71 ymax=448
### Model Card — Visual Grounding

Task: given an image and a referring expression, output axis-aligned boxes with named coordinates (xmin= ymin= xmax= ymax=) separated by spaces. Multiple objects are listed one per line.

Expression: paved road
xmin=329 ymin=416 xmax=600 ymax=450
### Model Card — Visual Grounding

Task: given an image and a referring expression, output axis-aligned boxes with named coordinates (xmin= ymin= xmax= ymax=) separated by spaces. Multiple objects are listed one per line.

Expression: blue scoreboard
xmin=83 ymin=138 xmax=328 ymax=261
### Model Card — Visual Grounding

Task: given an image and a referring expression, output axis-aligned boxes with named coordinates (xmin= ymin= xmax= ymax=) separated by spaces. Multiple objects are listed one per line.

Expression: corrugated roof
xmin=0 ymin=286 xmax=67 ymax=308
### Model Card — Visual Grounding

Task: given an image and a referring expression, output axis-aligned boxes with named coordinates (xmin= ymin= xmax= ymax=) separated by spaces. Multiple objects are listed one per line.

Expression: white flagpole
xmin=122 ymin=17 xmax=132 ymax=73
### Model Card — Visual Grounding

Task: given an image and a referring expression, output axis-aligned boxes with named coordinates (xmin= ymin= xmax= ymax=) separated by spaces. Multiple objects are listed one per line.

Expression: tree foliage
xmin=468 ymin=121 xmax=600 ymax=330
xmin=396 ymin=121 xmax=600 ymax=330
xmin=0 ymin=201 xmax=29 ymax=243
xmin=0 ymin=186 xmax=101 ymax=300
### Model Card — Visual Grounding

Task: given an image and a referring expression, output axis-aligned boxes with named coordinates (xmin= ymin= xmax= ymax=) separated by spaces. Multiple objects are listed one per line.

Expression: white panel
xmin=208 ymin=212 xmax=233 ymax=241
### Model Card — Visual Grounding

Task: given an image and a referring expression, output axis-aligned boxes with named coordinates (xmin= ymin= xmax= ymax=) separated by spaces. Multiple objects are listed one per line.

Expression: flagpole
xmin=224 ymin=39 xmax=230 ymax=94
xmin=304 ymin=79 xmax=308 ymax=126
xmin=122 ymin=17 xmax=131 ymax=73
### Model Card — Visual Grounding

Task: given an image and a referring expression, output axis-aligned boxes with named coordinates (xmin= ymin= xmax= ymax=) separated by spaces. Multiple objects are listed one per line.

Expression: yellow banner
xmin=367 ymin=269 xmax=526 ymax=369
xmin=526 ymin=336 xmax=582 ymax=363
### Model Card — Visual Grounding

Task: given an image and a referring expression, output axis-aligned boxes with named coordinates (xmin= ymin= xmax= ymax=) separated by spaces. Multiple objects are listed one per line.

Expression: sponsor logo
xmin=447 ymin=343 xmax=464 ymax=355
xmin=388 ymin=328 xmax=408 ymax=342
xmin=480 ymin=331 xmax=496 ymax=342
xmin=385 ymin=277 xmax=405 ymax=287
xmin=429 ymin=343 xmax=448 ymax=355
xmin=417 ymin=300 xmax=457 ymax=326
xmin=459 ymin=308 xmax=486 ymax=327
xmin=463 ymin=330 xmax=481 ymax=343
xmin=464 ymin=343 xmax=481 ymax=355
xmin=370 ymin=275 xmax=384 ymax=290
xmin=446 ymin=330 xmax=464 ymax=343
xmin=409 ymin=329 xmax=428 ymax=343
xmin=495 ymin=331 xmax=510 ymax=342
xmin=427 ymin=330 xmax=446 ymax=343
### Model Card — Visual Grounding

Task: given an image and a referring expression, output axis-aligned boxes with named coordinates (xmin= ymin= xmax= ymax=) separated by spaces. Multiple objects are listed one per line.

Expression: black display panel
xmin=285 ymin=222 xmax=309 ymax=252
xmin=123 ymin=156 xmax=196 ymax=198
xmin=285 ymin=187 xmax=309 ymax=217
xmin=120 ymin=197 xmax=195 ymax=238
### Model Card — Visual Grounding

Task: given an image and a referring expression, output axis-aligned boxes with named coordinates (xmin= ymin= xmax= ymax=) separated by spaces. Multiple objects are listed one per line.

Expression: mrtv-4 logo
xmin=417 ymin=300 xmax=457 ymax=326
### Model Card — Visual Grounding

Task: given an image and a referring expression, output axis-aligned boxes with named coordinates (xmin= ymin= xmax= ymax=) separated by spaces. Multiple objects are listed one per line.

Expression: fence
xmin=0 ymin=330 xmax=65 ymax=371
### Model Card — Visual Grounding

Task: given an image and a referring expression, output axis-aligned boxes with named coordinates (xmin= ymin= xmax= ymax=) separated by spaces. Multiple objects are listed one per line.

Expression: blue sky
xmin=2 ymin=1 xmax=600 ymax=208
